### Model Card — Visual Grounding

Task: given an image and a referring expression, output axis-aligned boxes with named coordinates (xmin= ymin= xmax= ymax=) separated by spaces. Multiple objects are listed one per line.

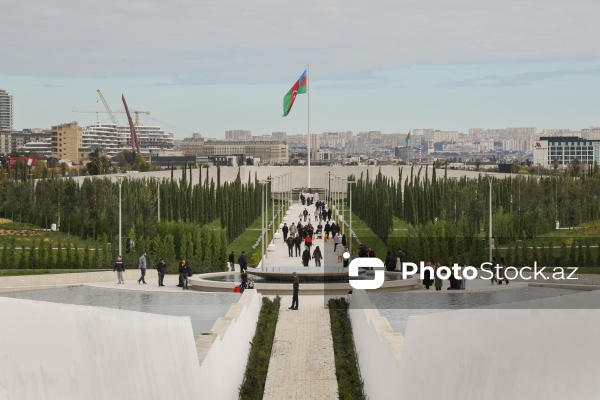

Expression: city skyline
xmin=2 ymin=1 xmax=600 ymax=137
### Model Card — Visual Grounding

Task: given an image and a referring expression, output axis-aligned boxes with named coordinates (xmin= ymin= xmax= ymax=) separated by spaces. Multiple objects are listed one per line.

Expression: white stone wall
xmin=350 ymin=289 xmax=600 ymax=400
xmin=348 ymin=290 xmax=403 ymax=400
xmin=197 ymin=289 xmax=263 ymax=400
xmin=0 ymin=297 xmax=201 ymax=400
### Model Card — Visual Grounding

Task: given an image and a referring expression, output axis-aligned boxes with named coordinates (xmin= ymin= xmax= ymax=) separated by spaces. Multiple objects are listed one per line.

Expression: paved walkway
xmin=262 ymin=198 xmax=339 ymax=399
xmin=86 ymin=274 xmax=196 ymax=293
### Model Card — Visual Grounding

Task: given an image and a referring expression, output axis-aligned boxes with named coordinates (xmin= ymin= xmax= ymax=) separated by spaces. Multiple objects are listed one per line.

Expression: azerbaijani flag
xmin=283 ymin=69 xmax=307 ymax=116
xmin=405 ymin=131 xmax=411 ymax=146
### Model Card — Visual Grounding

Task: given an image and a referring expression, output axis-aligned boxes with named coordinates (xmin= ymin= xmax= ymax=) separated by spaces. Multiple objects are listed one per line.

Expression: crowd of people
xmin=113 ymin=251 xmax=195 ymax=290
xmin=418 ymin=256 xmax=510 ymax=290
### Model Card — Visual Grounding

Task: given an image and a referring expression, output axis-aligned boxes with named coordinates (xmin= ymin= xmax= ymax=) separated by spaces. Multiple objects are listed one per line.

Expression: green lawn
xmin=226 ymin=205 xmax=288 ymax=266
xmin=340 ymin=209 xmax=388 ymax=258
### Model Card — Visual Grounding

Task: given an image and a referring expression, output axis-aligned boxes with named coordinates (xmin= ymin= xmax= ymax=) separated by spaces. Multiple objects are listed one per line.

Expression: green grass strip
xmin=239 ymin=295 xmax=281 ymax=400
xmin=328 ymin=298 xmax=366 ymax=400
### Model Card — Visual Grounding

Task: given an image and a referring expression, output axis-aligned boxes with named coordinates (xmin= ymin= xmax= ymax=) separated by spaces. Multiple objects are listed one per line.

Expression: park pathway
xmin=262 ymin=196 xmax=339 ymax=400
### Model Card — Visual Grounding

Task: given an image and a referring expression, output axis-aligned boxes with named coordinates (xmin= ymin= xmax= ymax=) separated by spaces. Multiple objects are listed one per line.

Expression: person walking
xmin=342 ymin=247 xmax=350 ymax=268
xmin=490 ymin=257 xmax=499 ymax=285
xmin=324 ymin=222 xmax=331 ymax=242
xmin=302 ymin=245 xmax=311 ymax=267
xmin=333 ymin=232 xmax=340 ymax=252
xmin=385 ymin=251 xmax=396 ymax=272
xmin=312 ymin=246 xmax=322 ymax=267
xmin=286 ymin=235 xmax=294 ymax=257
xmin=499 ymin=257 xmax=509 ymax=285
xmin=238 ymin=251 xmax=248 ymax=273
xmin=294 ymin=233 xmax=302 ymax=257
xmin=156 ymin=258 xmax=166 ymax=287
xmin=228 ymin=251 xmax=235 ymax=272
xmin=424 ymin=257 xmax=435 ymax=290
xmin=289 ymin=271 xmax=299 ymax=310
xmin=114 ymin=255 xmax=125 ymax=284
xmin=336 ymin=242 xmax=344 ymax=263
xmin=460 ymin=262 xmax=467 ymax=290
xmin=397 ymin=249 xmax=406 ymax=272
xmin=304 ymin=234 xmax=312 ymax=251
xmin=289 ymin=222 xmax=298 ymax=238
xmin=178 ymin=259 xmax=190 ymax=290
xmin=434 ymin=262 xmax=443 ymax=291
xmin=303 ymin=208 xmax=308 ymax=222
xmin=341 ymin=233 xmax=347 ymax=248
xmin=367 ymin=247 xmax=376 ymax=258
xmin=240 ymin=269 xmax=248 ymax=294
xmin=282 ymin=223 xmax=289 ymax=241
xmin=137 ymin=251 xmax=147 ymax=284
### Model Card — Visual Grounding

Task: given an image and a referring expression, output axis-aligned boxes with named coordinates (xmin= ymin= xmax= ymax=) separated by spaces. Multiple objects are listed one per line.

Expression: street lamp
xmin=485 ymin=174 xmax=493 ymax=263
xmin=116 ymin=175 xmax=126 ymax=256
xmin=347 ymin=180 xmax=356 ymax=254
xmin=339 ymin=178 xmax=347 ymax=236
xmin=259 ymin=180 xmax=269 ymax=263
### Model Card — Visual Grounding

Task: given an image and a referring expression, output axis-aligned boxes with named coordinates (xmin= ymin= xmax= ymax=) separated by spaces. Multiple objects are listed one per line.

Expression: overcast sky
xmin=2 ymin=0 xmax=600 ymax=138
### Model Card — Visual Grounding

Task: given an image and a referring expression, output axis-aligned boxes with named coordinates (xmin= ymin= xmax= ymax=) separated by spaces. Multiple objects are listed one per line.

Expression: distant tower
xmin=0 ymin=89 xmax=13 ymax=130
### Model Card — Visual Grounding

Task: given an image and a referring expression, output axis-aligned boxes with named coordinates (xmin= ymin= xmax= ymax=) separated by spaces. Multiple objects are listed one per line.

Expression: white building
xmin=80 ymin=123 xmax=174 ymax=157
xmin=533 ymin=136 xmax=600 ymax=168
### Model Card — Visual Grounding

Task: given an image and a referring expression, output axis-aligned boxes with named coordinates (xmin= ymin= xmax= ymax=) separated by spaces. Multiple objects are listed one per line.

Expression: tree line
xmin=350 ymin=166 xmax=600 ymax=266
xmin=0 ymin=166 xmax=268 ymax=272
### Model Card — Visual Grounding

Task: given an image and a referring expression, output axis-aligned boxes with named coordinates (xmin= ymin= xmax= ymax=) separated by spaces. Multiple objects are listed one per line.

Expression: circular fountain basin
xmin=189 ymin=268 xmax=421 ymax=295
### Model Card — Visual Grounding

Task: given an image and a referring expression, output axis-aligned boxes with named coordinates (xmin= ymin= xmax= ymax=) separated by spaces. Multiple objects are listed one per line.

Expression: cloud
xmin=435 ymin=65 xmax=600 ymax=88
xmin=2 ymin=0 xmax=600 ymax=84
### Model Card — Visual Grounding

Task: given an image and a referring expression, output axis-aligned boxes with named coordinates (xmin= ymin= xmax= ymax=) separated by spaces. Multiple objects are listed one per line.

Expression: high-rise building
xmin=51 ymin=122 xmax=83 ymax=163
xmin=225 ymin=130 xmax=251 ymax=141
xmin=0 ymin=89 xmax=13 ymax=131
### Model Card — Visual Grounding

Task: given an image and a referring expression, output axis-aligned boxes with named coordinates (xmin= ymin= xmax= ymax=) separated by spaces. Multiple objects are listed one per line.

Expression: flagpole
xmin=307 ymin=64 xmax=311 ymax=189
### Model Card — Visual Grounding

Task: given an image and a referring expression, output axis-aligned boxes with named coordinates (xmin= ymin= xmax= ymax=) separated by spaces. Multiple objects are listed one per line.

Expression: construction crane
xmin=74 ymin=89 xmax=150 ymax=126
xmin=96 ymin=89 xmax=118 ymax=125
xmin=73 ymin=109 xmax=151 ymax=126
xmin=122 ymin=94 xmax=141 ymax=154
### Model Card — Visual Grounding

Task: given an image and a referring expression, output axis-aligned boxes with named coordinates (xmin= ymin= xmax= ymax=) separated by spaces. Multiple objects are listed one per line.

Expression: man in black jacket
xmin=294 ymin=233 xmax=302 ymax=257
xmin=178 ymin=259 xmax=190 ymax=290
xmin=238 ymin=251 xmax=248 ymax=273
xmin=156 ymin=258 xmax=166 ymax=287
xmin=302 ymin=245 xmax=311 ymax=267
xmin=384 ymin=252 xmax=396 ymax=272
xmin=228 ymin=251 xmax=235 ymax=272
xmin=286 ymin=235 xmax=294 ymax=257
xmin=282 ymin=223 xmax=289 ymax=241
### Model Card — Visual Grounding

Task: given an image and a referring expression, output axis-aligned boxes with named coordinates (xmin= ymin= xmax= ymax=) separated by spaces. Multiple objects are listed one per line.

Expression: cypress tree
xmin=73 ymin=244 xmax=81 ymax=269
xmin=546 ymin=241 xmax=554 ymax=268
xmin=0 ymin=239 xmax=6 ymax=269
xmin=38 ymin=239 xmax=47 ymax=269
xmin=18 ymin=245 xmax=27 ymax=269
xmin=92 ymin=244 xmax=100 ymax=269
xmin=584 ymin=239 xmax=593 ymax=268
xmin=47 ymin=241 xmax=55 ymax=270
xmin=65 ymin=243 xmax=73 ymax=269
xmin=559 ymin=242 xmax=568 ymax=269
xmin=82 ymin=244 xmax=91 ymax=269
xmin=7 ymin=236 xmax=16 ymax=269
xmin=568 ymin=239 xmax=577 ymax=267
xmin=56 ymin=240 xmax=64 ymax=269
xmin=28 ymin=240 xmax=37 ymax=268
